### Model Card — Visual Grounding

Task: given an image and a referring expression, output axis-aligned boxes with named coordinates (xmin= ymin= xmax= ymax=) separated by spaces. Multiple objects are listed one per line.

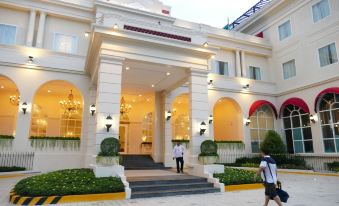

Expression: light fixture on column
xmin=200 ymin=121 xmax=207 ymax=135
xmin=310 ymin=114 xmax=317 ymax=123
xmin=113 ymin=23 xmax=118 ymax=29
xmin=209 ymin=115 xmax=213 ymax=124
xmin=84 ymin=32 xmax=90 ymax=37
xmin=243 ymin=84 xmax=250 ymax=90
xmin=211 ymin=55 xmax=215 ymax=59
xmin=28 ymin=56 xmax=34 ymax=64
xmin=165 ymin=110 xmax=172 ymax=121
xmin=208 ymin=79 xmax=213 ymax=87
xmin=203 ymin=42 xmax=208 ymax=47
xmin=105 ymin=115 xmax=113 ymax=132
xmin=90 ymin=104 xmax=96 ymax=116
xmin=245 ymin=117 xmax=251 ymax=126
xmin=21 ymin=102 xmax=28 ymax=114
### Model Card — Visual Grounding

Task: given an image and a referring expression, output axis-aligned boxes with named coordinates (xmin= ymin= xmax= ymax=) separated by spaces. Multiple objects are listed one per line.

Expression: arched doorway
xmin=29 ymin=80 xmax=84 ymax=141
xmin=213 ymin=97 xmax=243 ymax=141
xmin=171 ymin=94 xmax=189 ymax=140
xmin=0 ymin=75 xmax=19 ymax=138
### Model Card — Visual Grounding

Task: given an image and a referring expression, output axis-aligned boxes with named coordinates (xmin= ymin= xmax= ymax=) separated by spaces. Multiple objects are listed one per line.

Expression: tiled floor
xmin=1 ymin=172 xmax=339 ymax=206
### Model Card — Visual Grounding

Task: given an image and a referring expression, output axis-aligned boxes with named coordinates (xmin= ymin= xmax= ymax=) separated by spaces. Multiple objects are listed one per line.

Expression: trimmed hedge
xmin=327 ymin=161 xmax=339 ymax=172
xmin=14 ymin=169 xmax=124 ymax=197
xmin=0 ymin=135 xmax=14 ymax=139
xmin=214 ymin=168 xmax=262 ymax=185
xmin=260 ymin=130 xmax=286 ymax=154
xmin=99 ymin=137 xmax=120 ymax=156
xmin=0 ymin=166 xmax=25 ymax=173
xmin=199 ymin=140 xmax=218 ymax=156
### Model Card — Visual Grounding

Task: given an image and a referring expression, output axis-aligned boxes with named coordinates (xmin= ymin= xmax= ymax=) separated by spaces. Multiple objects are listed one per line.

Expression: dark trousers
xmin=175 ymin=157 xmax=184 ymax=172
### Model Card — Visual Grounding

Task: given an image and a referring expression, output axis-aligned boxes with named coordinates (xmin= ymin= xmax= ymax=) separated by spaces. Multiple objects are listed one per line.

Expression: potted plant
xmin=96 ymin=137 xmax=121 ymax=166
xmin=198 ymin=140 xmax=219 ymax=165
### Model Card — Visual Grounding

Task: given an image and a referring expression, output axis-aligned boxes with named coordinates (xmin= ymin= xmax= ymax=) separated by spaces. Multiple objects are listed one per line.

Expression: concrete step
xmin=131 ymin=187 xmax=220 ymax=199
xmin=130 ymin=182 xmax=214 ymax=192
xmin=129 ymin=177 xmax=207 ymax=186
xmin=121 ymin=155 xmax=168 ymax=170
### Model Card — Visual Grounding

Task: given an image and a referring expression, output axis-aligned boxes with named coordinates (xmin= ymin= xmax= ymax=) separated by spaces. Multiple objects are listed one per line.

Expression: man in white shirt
xmin=173 ymin=142 xmax=185 ymax=173
xmin=255 ymin=149 xmax=283 ymax=206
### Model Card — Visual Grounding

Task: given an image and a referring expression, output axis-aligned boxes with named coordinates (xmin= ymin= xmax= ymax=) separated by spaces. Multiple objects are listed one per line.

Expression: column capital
xmin=99 ymin=54 xmax=125 ymax=66
xmin=189 ymin=68 xmax=209 ymax=76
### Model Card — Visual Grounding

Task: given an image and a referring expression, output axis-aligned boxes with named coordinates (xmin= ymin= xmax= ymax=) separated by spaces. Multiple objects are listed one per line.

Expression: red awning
xmin=249 ymin=100 xmax=278 ymax=118
xmin=279 ymin=98 xmax=310 ymax=116
xmin=314 ymin=87 xmax=339 ymax=112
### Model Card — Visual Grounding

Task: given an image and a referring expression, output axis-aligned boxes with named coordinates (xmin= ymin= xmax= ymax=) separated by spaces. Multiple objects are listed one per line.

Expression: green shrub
xmin=327 ymin=161 xmax=339 ymax=172
xmin=14 ymin=169 xmax=124 ymax=197
xmin=199 ymin=140 xmax=218 ymax=156
xmin=0 ymin=135 xmax=14 ymax=139
xmin=214 ymin=168 xmax=262 ymax=185
xmin=260 ymin=130 xmax=286 ymax=154
xmin=99 ymin=137 xmax=120 ymax=156
xmin=0 ymin=166 xmax=25 ymax=172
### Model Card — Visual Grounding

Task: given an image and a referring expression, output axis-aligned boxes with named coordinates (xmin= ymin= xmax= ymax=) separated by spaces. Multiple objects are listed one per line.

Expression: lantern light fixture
xmin=245 ymin=117 xmax=251 ymax=126
xmin=200 ymin=121 xmax=207 ymax=135
xmin=243 ymin=84 xmax=250 ymax=90
xmin=165 ymin=110 xmax=172 ymax=121
xmin=310 ymin=114 xmax=317 ymax=123
xmin=90 ymin=104 xmax=96 ymax=116
xmin=28 ymin=56 xmax=34 ymax=64
xmin=208 ymin=79 xmax=213 ymax=87
xmin=113 ymin=23 xmax=118 ymax=29
xmin=21 ymin=102 xmax=28 ymax=114
xmin=105 ymin=115 xmax=113 ymax=132
xmin=203 ymin=42 xmax=209 ymax=47
xmin=209 ymin=115 xmax=213 ymax=124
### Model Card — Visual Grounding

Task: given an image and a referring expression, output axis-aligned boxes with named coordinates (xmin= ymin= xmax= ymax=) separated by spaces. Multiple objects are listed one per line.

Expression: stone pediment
xmin=106 ymin=0 xmax=171 ymax=15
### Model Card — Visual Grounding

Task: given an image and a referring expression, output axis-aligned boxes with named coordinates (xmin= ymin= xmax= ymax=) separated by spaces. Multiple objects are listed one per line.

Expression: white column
xmin=188 ymin=69 xmax=210 ymax=165
xmin=240 ymin=51 xmax=246 ymax=78
xmin=84 ymin=87 xmax=97 ymax=166
xmin=235 ymin=50 xmax=241 ymax=77
xmin=36 ymin=11 xmax=46 ymax=48
xmin=26 ymin=10 xmax=36 ymax=46
xmin=152 ymin=92 xmax=164 ymax=162
xmin=94 ymin=55 xmax=123 ymax=153
xmin=163 ymin=92 xmax=174 ymax=167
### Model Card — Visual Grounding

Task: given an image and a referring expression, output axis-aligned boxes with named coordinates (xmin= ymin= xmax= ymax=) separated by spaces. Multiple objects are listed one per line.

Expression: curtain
xmin=283 ymin=60 xmax=296 ymax=79
xmin=319 ymin=43 xmax=338 ymax=67
xmin=0 ymin=24 xmax=16 ymax=45
xmin=312 ymin=0 xmax=330 ymax=23
xmin=53 ymin=33 xmax=77 ymax=53
xmin=278 ymin=20 xmax=291 ymax=41
xmin=249 ymin=66 xmax=261 ymax=80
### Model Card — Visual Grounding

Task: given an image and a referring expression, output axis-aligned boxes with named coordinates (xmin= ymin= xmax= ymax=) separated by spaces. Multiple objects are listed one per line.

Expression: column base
xmin=91 ymin=164 xmax=124 ymax=177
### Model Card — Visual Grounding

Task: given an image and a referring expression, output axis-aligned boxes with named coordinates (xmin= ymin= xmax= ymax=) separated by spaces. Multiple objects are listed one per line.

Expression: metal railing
xmin=217 ymin=152 xmax=339 ymax=172
xmin=0 ymin=152 xmax=35 ymax=170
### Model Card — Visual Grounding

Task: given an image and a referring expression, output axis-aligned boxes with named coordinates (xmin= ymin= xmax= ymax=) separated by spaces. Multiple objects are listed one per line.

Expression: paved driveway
xmin=1 ymin=173 xmax=339 ymax=206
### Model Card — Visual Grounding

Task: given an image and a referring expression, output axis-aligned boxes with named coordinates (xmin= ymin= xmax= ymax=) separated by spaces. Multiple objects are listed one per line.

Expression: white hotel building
xmin=0 ymin=0 xmax=338 ymax=172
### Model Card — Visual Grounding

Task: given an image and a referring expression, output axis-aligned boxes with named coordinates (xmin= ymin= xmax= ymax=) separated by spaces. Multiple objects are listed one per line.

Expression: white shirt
xmin=173 ymin=144 xmax=185 ymax=158
xmin=260 ymin=155 xmax=277 ymax=184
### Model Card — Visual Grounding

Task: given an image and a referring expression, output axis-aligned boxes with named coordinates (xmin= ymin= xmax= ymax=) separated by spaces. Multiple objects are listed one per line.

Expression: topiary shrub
xmin=260 ymin=130 xmax=286 ymax=155
xmin=199 ymin=140 xmax=218 ymax=156
xmin=99 ymin=137 xmax=120 ymax=156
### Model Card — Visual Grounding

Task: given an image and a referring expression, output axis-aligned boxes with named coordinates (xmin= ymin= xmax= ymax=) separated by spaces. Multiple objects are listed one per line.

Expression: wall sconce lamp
xmin=243 ymin=84 xmax=250 ymax=90
xmin=203 ymin=42 xmax=209 ymax=47
xmin=209 ymin=115 xmax=213 ymax=124
xmin=21 ymin=102 xmax=28 ymax=114
xmin=208 ymin=80 xmax=213 ymax=87
xmin=245 ymin=117 xmax=251 ymax=126
xmin=105 ymin=115 xmax=113 ymax=132
xmin=310 ymin=114 xmax=317 ymax=123
xmin=28 ymin=56 xmax=34 ymax=64
xmin=165 ymin=110 xmax=172 ymax=121
xmin=200 ymin=121 xmax=207 ymax=135
xmin=90 ymin=104 xmax=96 ymax=116
xmin=84 ymin=32 xmax=90 ymax=37
xmin=113 ymin=23 xmax=119 ymax=29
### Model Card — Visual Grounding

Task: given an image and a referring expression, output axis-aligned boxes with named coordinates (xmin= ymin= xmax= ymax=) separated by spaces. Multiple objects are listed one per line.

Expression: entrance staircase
xmin=121 ymin=155 xmax=168 ymax=170
xmin=128 ymin=175 xmax=220 ymax=199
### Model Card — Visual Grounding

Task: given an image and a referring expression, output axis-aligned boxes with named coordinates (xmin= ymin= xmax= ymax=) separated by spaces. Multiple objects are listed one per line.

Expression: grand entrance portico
xmin=85 ymin=3 xmax=215 ymax=169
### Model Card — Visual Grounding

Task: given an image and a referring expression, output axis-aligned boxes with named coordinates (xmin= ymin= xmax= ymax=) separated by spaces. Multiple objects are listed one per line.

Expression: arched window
xmin=250 ymin=105 xmax=274 ymax=153
xmin=282 ymin=105 xmax=313 ymax=153
xmin=318 ymin=93 xmax=339 ymax=153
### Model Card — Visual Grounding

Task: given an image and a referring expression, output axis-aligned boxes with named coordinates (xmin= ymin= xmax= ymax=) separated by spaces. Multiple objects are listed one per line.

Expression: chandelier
xmin=9 ymin=95 xmax=20 ymax=106
xmin=120 ymin=97 xmax=132 ymax=115
xmin=59 ymin=90 xmax=81 ymax=113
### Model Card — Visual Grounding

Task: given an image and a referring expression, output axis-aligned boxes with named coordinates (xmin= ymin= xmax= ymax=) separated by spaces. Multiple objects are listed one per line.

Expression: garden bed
xmin=214 ymin=168 xmax=262 ymax=186
xmin=0 ymin=166 xmax=25 ymax=173
xmin=13 ymin=168 xmax=124 ymax=197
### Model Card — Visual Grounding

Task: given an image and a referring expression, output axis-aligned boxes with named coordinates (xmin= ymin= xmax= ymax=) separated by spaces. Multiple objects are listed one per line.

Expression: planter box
xmin=198 ymin=156 xmax=218 ymax=165
xmin=96 ymin=156 xmax=120 ymax=166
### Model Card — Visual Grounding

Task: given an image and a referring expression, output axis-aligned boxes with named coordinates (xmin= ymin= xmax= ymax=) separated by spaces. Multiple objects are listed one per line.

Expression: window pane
xmin=303 ymin=127 xmax=312 ymax=140
xmin=319 ymin=111 xmax=331 ymax=124
xmin=278 ymin=20 xmax=291 ymax=41
xmin=304 ymin=141 xmax=314 ymax=153
xmin=292 ymin=116 xmax=300 ymax=127
xmin=322 ymin=125 xmax=333 ymax=139
xmin=301 ymin=114 xmax=310 ymax=127
xmin=319 ymin=43 xmax=338 ymax=67
xmin=54 ymin=33 xmax=77 ymax=53
xmin=251 ymin=141 xmax=259 ymax=153
xmin=283 ymin=107 xmax=291 ymax=117
xmin=334 ymin=124 xmax=339 ymax=139
xmin=285 ymin=129 xmax=294 ymax=154
xmin=332 ymin=109 xmax=339 ymax=124
xmin=294 ymin=141 xmax=304 ymax=153
xmin=324 ymin=139 xmax=336 ymax=153
xmin=283 ymin=117 xmax=291 ymax=129
xmin=312 ymin=0 xmax=330 ymax=23
xmin=258 ymin=117 xmax=266 ymax=129
xmin=250 ymin=129 xmax=258 ymax=140
xmin=0 ymin=24 xmax=16 ymax=45
xmin=293 ymin=128 xmax=302 ymax=140
xmin=259 ymin=130 xmax=267 ymax=142
xmin=250 ymin=116 xmax=257 ymax=128
xmin=267 ymin=119 xmax=274 ymax=129
xmin=282 ymin=59 xmax=296 ymax=80
xmin=218 ymin=61 xmax=224 ymax=75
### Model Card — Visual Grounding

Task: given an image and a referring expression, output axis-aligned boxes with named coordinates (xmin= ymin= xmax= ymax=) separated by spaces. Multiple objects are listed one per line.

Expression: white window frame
xmin=214 ymin=60 xmax=229 ymax=77
xmin=0 ymin=23 xmax=17 ymax=45
xmin=52 ymin=32 xmax=78 ymax=54
xmin=248 ymin=66 xmax=261 ymax=80
xmin=318 ymin=42 xmax=338 ymax=67
xmin=311 ymin=0 xmax=331 ymax=23
xmin=282 ymin=59 xmax=297 ymax=80
xmin=278 ymin=20 xmax=292 ymax=41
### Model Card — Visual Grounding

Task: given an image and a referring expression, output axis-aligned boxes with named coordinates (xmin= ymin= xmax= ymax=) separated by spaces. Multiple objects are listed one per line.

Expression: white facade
xmin=0 ymin=0 xmax=338 ymax=172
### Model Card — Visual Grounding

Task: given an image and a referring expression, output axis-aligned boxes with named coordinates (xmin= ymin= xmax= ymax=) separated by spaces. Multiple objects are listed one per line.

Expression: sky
xmin=161 ymin=0 xmax=260 ymax=28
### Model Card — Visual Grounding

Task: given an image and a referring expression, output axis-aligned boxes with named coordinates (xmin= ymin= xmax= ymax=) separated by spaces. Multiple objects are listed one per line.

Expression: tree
xmin=260 ymin=130 xmax=286 ymax=154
